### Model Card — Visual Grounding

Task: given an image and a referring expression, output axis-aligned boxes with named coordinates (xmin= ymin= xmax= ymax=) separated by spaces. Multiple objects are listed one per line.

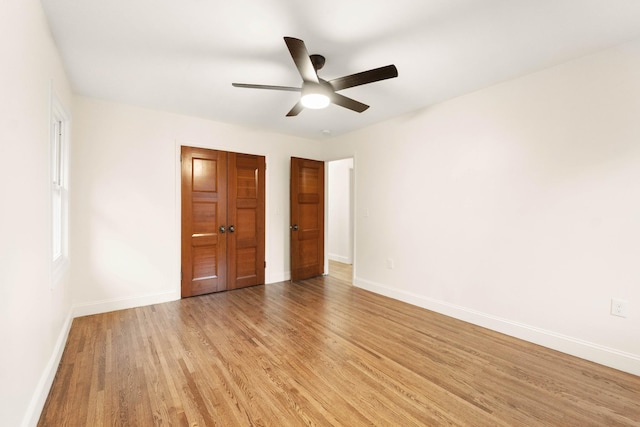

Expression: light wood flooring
xmin=39 ymin=269 xmax=640 ymax=426
xmin=328 ymin=259 xmax=352 ymax=283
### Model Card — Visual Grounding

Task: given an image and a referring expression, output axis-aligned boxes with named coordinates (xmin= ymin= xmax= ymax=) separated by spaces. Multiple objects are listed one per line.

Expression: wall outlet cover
xmin=611 ymin=298 xmax=628 ymax=318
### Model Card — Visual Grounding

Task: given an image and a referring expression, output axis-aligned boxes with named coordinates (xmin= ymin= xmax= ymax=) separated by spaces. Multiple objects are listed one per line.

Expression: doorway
xmin=327 ymin=158 xmax=354 ymax=284
xmin=289 ymin=156 xmax=355 ymax=284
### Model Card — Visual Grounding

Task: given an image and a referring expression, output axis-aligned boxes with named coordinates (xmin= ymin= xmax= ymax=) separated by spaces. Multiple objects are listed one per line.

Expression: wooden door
xmin=182 ymin=147 xmax=266 ymax=297
xmin=290 ymin=157 xmax=324 ymax=281
xmin=227 ymin=153 xmax=265 ymax=289
xmin=181 ymin=147 xmax=228 ymax=297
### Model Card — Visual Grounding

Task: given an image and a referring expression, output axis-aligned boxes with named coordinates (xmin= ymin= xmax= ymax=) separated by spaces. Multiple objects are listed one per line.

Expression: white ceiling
xmin=41 ymin=0 xmax=640 ymax=140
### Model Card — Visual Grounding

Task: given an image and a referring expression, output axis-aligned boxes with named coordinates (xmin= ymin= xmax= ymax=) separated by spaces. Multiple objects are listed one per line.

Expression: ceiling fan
xmin=232 ymin=37 xmax=398 ymax=117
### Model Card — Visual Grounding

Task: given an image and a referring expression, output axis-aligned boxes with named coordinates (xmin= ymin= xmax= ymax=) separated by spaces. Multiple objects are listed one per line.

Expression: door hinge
xmin=264 ymin=261 xmax=266 ymax=268
xmin=180 ymin=269 xmax=183 ymax=281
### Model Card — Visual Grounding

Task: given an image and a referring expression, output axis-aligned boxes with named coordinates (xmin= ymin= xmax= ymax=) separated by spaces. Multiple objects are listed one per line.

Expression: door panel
xmin=290 ymin=157 xmax=324 ymax=281
xmin=181 ymin=147 xmax=227 ymax=297
xmin=227 ymin=153 xmax=266 ymax=290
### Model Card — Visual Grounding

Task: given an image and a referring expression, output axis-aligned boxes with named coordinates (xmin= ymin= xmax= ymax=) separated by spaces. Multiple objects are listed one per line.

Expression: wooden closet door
xmin=181 ymin=147 xmax=265 ymax=297
xmin=181 ymin=147 xmax=228 ymax=297
xmin=227 ymin=153 xmax=266 ymax=289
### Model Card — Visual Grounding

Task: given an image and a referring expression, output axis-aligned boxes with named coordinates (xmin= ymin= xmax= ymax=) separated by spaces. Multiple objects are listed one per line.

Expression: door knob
xmin=228 ymin=225 xmax=235 ymax=233
xmin=219 ymin=225 xmax=226 ymax=234
xmin=290 ymin=224 xmax=299 ymax=231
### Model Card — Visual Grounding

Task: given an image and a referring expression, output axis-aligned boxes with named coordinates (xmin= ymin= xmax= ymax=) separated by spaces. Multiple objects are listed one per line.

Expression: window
xmin=51 ymin=95 xmax=69 ymax=277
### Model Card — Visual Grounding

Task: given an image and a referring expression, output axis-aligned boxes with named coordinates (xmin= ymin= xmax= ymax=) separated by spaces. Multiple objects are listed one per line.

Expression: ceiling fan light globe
xmin=301 ymin=93 xmax=330 ymax=109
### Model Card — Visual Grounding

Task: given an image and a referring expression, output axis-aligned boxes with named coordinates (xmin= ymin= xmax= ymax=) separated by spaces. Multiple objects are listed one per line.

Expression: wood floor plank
xmin=39 ymin=270 xmax=640 ymax=426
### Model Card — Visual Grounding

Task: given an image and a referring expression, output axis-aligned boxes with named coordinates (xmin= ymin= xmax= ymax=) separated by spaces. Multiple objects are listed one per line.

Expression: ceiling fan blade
xmin=286 ymin=101 xmax=304 ymax=117
xmin=232 ymin=83 xmax=301 ymax=92
xmin=284 ymin=37 xmax=319 ymax=84
xmin=331 ymin=93 xmax=369 ymax=113
xmin=329 ymin=65 xmax=398 ymax=91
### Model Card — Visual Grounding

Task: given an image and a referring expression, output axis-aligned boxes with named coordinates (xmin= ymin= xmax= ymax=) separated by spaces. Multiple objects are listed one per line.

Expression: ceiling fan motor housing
xmin=310 ymin=54 xmax=325 ymax=71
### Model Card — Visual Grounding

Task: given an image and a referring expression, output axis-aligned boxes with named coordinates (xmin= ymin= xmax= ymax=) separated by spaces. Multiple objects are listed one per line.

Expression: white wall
xmin=328 ymin=158 xmax=353 ymax=264
xmin=0 ymin=0 xmax=74 ymax=426
xmin=326 ymin=39 xmax=640 ymax=375
xmin=70 ymin=97 xmax=324 ymax=314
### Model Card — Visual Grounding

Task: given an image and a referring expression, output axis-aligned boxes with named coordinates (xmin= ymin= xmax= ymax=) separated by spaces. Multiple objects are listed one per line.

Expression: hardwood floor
xmin=39 ymin=274 xmax=640 ymax=426
xmin=329 ymin=259 xmax=352 ymax=283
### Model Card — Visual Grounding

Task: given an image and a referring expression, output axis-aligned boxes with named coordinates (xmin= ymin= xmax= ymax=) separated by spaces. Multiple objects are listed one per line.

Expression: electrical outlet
xmin=611 ymin=298 xmax=628 ymax=318
xmin=386 ymin=259 xmax=394 ymax=269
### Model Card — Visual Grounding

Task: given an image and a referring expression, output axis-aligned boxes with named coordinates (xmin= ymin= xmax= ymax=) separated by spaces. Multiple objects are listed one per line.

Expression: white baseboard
xmin=267 ymin=271 xmax=290 ymax=284
xmin=328 ymin=253 xmax=351 ymax=264
xmin=71 ymin=280 xmax=298 ymax=319
xmin=22 ymin=310 xmax=73 ymax=427
xmin=72 ymin=290 xmax=180 ymax=318
xmin=354 ymin=276 xmax=640 ymax=376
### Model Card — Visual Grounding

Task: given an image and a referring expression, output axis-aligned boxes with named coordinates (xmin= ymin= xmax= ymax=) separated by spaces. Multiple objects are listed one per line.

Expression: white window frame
xmin=51 ymin=92 xmax=70 ymax=285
